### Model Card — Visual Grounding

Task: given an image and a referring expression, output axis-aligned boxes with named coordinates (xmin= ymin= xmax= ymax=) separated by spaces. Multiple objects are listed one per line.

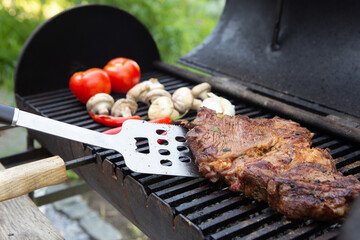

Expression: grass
xmin=0 ymin=0 xmax=224 ymax=92
xmin=0 ymin=2 xmax=225 ymax=236
xmin=0 ymin=0 xmax=224 ymax=181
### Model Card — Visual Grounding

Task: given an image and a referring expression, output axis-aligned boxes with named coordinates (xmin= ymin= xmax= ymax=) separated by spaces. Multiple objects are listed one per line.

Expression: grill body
xmin=180 ymin=0 xmax=360 ymax=119
xmin=15 ymin=4 xmax=160 ymax=97
xmin=16 ymin=67 xmax=360 ymax=239
xmin=12 ymin=2 xmax=360 ymax=240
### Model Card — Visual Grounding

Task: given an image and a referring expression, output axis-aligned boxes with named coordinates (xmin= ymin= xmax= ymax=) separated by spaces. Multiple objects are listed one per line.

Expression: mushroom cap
xmin=147 ymin=78 xmax=164 ymax=90
xmin=144 ymin=89 xmax=171 ymax=105
xmin=172 ymin=87 xmax=194 ymax=113
xmin=126 ymin=78 xmax=164 ymax=104
xmin=148 ymin=96 xmax=174 ymax=120
xmin=191 ymin=83 xmax=211 ymax=99
xmin=169 ymin=109 xmax=180 ymax=119
xmin=126 ymin=82 xmax=150 ymax=102
xmin=111 ymin=98 xmax=138 ymax=117
xmin=86 ymin=93 xmax=114 ymax=115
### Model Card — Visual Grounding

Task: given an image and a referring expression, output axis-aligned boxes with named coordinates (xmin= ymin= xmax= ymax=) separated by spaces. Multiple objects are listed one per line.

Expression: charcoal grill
xmin=6 ymin=1 xmax=360 ymax=239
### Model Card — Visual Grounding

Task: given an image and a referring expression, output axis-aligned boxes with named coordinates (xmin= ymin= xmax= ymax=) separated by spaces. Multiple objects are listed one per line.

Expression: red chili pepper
xmin=102 ymin=116 xmax=173 ymax=135
xmin=102 ymin=126 xmax=123 ymax=135
xmin=148 ymin=116 xmax=172 ymax=125
xmin=89 ymin=113 xmax=141 ymax=127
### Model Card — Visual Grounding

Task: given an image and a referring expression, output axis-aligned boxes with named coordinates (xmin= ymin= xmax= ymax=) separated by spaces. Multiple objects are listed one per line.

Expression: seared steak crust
xmin=184 ymin=107 xmax=360 ymax=221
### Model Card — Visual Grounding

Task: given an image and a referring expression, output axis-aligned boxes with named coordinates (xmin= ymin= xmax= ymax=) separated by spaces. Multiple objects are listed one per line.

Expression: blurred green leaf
xmin=0 ymin=0 xmax=225 ymax=91
xmin=66 ymin=170 xmax=81 ymax=182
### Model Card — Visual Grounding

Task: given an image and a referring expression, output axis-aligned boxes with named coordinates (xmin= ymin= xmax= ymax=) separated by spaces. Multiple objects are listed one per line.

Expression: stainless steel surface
xmin=11 ymin=108 xmax=19 ymax=126
xmin=15 ymin=109 xmax=200 ymax=177
xmin=120 ymin=120 xmax=199 ymax=177
xmin=16 ymin=110 xmax=117 ymax=150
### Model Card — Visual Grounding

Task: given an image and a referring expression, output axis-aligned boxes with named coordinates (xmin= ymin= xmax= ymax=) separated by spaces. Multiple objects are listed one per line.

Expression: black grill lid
xmin=179 ymin=0 xmax=360 ymax=118
xmin=15 ymin=4 xmax=160 ymax=97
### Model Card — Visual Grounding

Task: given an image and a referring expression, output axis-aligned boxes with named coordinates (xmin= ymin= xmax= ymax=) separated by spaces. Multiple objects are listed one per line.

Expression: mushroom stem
xmin=97 ymin=106 xmax=110 ymax=115
xmin=191 ymin=99 xmax=202 ymax=110
xmin=86 ymin=93 xmax=114 ymax=115
xmin=144 ymin=89 xmax=171 ymax=105
xmin=126 ymin=78 xmax=165 ymax=104
xmin=121 ymin=107 xmax=133 ymax=117
xmin=111 ymin=98 xmax=138 ymax=117
xmin=192 ymin=83 xmax=211 ymax=101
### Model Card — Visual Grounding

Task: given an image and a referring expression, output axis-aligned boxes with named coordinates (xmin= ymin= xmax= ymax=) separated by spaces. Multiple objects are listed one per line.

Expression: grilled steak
xmin=183 ymin=107 xmax=360 ymax=221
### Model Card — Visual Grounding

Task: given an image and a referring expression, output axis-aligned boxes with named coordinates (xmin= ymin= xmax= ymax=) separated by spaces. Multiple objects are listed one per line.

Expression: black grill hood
xmin=14 ymin=4 xmax=160 ymax=97
xmin=10 ymin=3 xmax=360 ymax=239
xmin=179 ymin=0 xmax=360 ymax=119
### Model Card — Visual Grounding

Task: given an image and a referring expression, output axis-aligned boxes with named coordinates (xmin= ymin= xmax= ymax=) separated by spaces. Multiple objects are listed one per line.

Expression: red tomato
xmin=69 ymin=68 xmax=111 ymax=103
xmin=104 ymin=57 xmax=140 ymax=93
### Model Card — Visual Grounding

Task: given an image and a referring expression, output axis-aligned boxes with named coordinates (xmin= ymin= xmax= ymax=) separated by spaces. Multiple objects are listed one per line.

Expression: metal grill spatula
xmin=0 ymin=104 xmax=200 ymax=177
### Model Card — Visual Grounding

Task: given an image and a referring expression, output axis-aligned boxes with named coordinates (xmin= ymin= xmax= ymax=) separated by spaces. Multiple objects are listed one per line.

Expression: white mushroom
xmin=148 ymin=96 xmax=178 ymax=120
xmin=201 ymin=93 xmax=235 ymax=116
xmin=86 ymin=93 xmax=114 ymax=115
xmin=192 ymin=83 xmax=211 ymax=100
xmin=147 ymin=78 xmax=164 ymax=90
xmin=126 ymin=81 xmax=150 ymax=102
xmin=191 ymin=99 xmax=202 ymax=111
xmin=126 ymin=78 xmax=165 ymax=104
xmin=143 ymin=89 xmax=172 ymax=105
xmin=111 ymin=98 xmax=138 ymax=117
xmin=169 ymin=109 xmax=180 ymax=119
xmin=172 ymin=87 xmax=194 ymax=114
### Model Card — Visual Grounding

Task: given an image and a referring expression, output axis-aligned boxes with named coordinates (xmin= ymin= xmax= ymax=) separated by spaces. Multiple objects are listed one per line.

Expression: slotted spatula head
xmin=118 ymin=120 xmax=200 ymax=177
xmin=0 ymin=104 xmax=201 ymax=177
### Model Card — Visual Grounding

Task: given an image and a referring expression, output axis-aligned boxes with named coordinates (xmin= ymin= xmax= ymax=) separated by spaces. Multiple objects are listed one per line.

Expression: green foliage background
xmin=0 ymin=0 xmax=225 ymax=91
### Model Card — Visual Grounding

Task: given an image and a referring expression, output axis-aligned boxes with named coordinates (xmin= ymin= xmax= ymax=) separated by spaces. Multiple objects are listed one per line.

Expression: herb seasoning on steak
xmin=183 ymin=107 xmax=360 ymax=221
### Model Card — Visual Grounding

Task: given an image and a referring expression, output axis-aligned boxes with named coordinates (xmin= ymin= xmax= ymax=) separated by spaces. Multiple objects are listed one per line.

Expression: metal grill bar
xmin=186 ymin=195 xmax=248 ymax=222
xmin=276 ymin=221 xmax=336 ymax=240
xmin=147 ymin=177 xmax=191 ymax=192
xmin=210 ymin=210 xmax=280 ymax=239
xmin=199 ymin=203 xmax=268 ymax=234
xmin=20 ymin=69 xmax=360 ymax=239
xmin=175 ymin=189 xmax=234 ymax=214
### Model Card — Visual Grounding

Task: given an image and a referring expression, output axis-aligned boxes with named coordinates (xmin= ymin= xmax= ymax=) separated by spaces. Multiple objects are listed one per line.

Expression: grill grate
xmin=21 ymin=69 xmax=359 ymax=239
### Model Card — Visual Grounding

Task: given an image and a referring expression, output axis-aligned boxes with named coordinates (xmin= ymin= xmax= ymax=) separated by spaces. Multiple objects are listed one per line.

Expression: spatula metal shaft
xmin=0 ymin=105 xmax=200 ymax=177
xmin=15 ymin=110 xmax=119 ymax=150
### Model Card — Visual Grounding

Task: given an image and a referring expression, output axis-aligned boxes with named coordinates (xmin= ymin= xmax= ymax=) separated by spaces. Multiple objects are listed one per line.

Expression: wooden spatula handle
xmin=0 ymin=156 xmax=67 ymax=202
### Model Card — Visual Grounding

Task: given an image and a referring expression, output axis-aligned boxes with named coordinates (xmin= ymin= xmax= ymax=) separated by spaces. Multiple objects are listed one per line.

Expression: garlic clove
xmin=201 ymin=97 xmax=223 ymax=114
xmin=201 ymin=93 xmax=235 ymax=116
xmin=220 ymin=97 xmax=235 ymax=116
